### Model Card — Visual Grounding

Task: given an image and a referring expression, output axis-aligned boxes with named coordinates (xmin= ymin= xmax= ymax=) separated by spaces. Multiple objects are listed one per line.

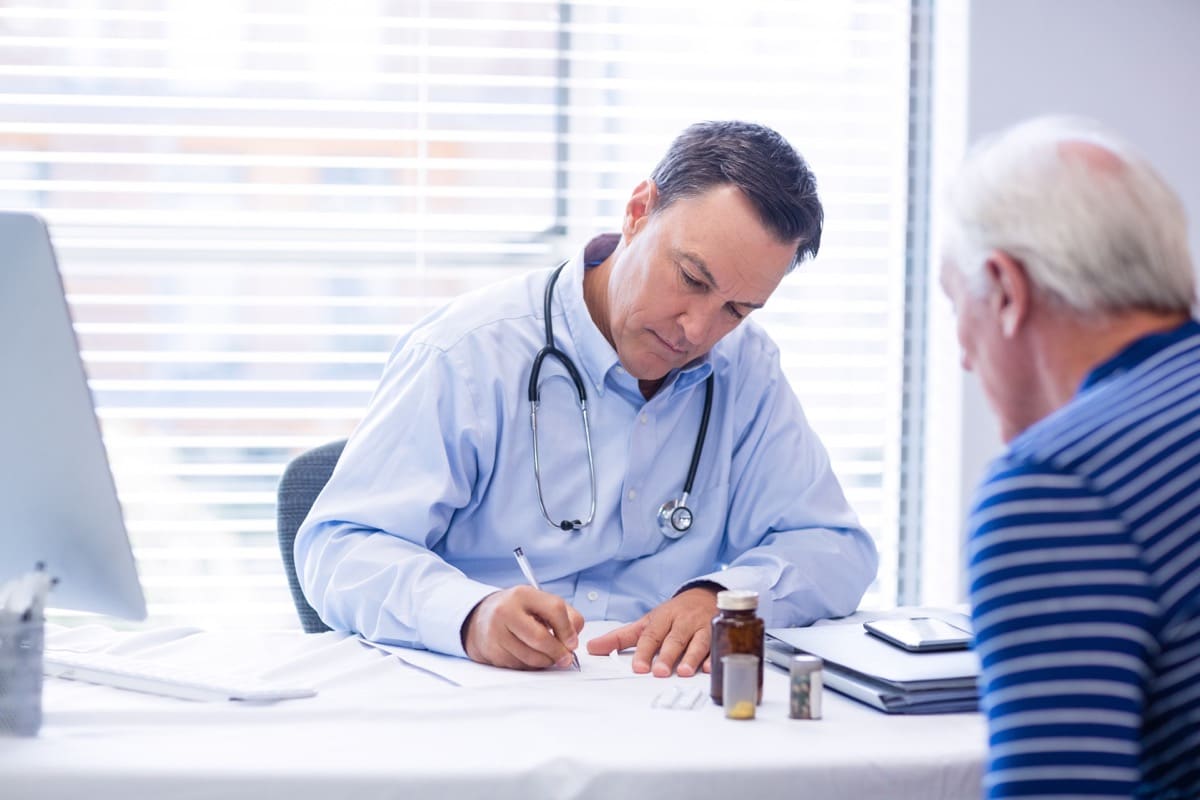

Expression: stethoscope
xmin=528 ymin=262 xmax=714 ymax=539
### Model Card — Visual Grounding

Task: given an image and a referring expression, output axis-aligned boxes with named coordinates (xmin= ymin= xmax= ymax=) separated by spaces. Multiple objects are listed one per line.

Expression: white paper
xmin=359 ymin=619 xmax=644 ymax=688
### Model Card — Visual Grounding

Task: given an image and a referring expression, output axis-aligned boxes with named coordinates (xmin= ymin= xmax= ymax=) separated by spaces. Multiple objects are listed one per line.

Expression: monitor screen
xmin=0 ymin=211 xmax=147 ymax=620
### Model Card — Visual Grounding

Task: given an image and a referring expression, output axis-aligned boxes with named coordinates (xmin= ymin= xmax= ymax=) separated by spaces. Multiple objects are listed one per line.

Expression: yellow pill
xmin=726 ymin=700 xmax=756 ymax=720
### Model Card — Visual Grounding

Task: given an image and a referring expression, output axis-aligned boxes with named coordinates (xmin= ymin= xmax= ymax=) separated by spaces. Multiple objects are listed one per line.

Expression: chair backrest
xmin=276 ymin=439 xmax=346 ymax=633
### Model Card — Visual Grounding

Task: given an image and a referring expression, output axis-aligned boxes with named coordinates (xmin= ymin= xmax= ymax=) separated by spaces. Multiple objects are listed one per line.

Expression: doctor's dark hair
xmin=649 ymin=120 xmax=823 ymax=270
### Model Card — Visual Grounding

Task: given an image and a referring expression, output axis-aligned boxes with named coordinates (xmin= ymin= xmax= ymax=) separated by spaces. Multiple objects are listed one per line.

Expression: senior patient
xmin=941 ymin=116 xmax=1200 ymax=799
xmin=296 ymin=120 xmax=877 ymax=677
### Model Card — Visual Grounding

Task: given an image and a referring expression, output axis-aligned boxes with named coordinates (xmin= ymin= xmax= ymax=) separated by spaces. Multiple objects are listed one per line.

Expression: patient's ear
xmin=985 ymin=250 xmax=1031 ymax=338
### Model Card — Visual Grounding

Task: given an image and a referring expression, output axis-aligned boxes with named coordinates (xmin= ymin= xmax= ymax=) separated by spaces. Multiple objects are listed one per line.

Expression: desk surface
xmin=2 ymin=623 xmax=986 ymax=800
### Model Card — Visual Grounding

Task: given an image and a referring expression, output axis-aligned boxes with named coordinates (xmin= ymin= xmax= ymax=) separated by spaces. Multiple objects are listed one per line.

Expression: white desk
xmin=1 ymin=624 xmax=986 ymax=800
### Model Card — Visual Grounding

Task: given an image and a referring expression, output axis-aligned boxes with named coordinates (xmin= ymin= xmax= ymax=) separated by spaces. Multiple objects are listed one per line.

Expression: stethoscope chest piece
xmin=657 ymin=496 xmax=693 ymax=539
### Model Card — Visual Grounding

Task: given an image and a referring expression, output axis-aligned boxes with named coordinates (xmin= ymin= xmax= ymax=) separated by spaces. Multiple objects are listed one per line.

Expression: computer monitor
xmin=0 ymin=211 xmax=147 ymax=620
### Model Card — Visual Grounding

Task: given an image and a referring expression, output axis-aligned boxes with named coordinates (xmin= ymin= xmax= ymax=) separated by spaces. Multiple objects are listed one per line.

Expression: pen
xmin=513 ymin=547 xmax=581 ymax=671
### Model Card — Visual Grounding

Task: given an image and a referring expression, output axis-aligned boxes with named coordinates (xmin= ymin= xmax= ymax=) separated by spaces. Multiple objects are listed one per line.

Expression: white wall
xmin=922 ymin=0 xmax=1200 ymax=605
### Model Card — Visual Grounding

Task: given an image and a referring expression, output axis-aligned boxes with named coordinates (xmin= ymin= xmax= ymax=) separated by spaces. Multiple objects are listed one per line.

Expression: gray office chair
xmin=276 ymin=439 xmax=346 ymax=633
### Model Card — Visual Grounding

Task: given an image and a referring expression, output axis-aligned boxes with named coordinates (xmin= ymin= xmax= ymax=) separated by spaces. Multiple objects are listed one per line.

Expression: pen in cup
xmin=512 ymin=547 xmax=581 ymax=671
xmin=0 ymin=563 xmax=56 ymax=622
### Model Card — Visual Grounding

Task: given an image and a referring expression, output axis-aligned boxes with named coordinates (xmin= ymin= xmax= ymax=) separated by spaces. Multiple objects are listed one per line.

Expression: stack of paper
xmin=765 ymin=621 xmax=980 ymax=714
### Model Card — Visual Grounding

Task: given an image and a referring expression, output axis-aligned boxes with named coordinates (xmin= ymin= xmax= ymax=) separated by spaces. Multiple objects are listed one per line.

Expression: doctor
xmin=296 ymin=120 xmax=878 ymax=676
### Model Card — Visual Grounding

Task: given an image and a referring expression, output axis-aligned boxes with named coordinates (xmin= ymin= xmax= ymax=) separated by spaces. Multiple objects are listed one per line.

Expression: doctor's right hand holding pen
xmin=458 ymin=547 xmax=584 ymax=671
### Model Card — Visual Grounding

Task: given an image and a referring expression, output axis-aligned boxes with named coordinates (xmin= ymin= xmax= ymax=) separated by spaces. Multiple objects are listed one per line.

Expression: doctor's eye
xmin=679 ymin=268 xmax=705 ymax=290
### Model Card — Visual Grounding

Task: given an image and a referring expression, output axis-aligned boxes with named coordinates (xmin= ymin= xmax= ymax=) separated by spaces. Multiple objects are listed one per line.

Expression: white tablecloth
xmin=0 ymin=623 xmax=986 ymax=800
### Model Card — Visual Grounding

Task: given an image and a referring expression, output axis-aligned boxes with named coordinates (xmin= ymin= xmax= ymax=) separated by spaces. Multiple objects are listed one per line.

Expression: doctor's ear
xmin=985 ymin=250 xmax=1032 ymax=338
xmin=622 ymin=179 xmax=659 ymax=238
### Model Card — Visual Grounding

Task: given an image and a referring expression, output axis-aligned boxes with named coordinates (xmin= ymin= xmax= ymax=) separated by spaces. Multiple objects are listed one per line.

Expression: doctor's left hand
xmin=585 ymin=586 xmax=720 ymax=677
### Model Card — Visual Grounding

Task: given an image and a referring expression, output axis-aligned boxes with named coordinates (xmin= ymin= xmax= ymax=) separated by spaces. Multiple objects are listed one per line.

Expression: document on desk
xmin=359 ymin=620 xmax=638 ymax=688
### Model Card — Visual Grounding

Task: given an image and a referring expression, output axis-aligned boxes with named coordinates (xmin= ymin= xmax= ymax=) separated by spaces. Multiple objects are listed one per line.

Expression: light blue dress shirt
xmin=296 ymin=239 xmax=878 ymax=657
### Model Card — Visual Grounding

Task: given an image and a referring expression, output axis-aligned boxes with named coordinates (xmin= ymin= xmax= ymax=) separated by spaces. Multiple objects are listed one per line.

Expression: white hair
xmin=942 ymin=115 xmax=1195 ymax=315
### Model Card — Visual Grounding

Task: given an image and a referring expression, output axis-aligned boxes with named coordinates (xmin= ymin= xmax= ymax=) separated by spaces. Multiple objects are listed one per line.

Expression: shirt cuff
xmin=679 ymin=566 xmax=769 ymax=606
xmin=416 ymin=577 xmax=500 ymax=659
xmin=674 ymin=579 xmax=727 ymax=597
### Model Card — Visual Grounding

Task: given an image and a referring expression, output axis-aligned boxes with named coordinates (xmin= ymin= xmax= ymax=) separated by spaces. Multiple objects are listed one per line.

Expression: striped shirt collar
xmin=1080 ymin=318 xmax=1200 ymax=392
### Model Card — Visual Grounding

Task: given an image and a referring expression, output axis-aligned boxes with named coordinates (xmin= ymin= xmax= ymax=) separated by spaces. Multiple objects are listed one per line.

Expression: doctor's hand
xmin=461 ymin=586 xmax=585 ymax=670
xmin=585 ymin=586 xmax=720 ymax=677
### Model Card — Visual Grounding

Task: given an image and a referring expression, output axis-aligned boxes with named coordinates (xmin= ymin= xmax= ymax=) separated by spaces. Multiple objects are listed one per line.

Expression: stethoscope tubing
xmin=529 ymin=261 xmax=712 ymax=537
xmin=529 ymin=263 xmax=597 ymax=530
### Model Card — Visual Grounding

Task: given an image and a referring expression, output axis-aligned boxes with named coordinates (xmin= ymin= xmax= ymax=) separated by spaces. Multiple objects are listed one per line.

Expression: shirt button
xmin=587 ymin=591 xmax=599 ymax=602
xmin=627 ymin=489 xmax=637 ymax=500
xmin=640 ymin=414 xmax=648 ymax=424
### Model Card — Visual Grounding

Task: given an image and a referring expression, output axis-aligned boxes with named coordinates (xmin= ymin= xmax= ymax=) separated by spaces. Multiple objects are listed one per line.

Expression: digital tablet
xmin=863 ymin=617 xmax=972 ymax=652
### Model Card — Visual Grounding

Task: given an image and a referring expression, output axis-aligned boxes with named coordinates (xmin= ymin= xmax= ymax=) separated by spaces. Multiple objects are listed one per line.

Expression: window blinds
xmin=0 ymin=0 xmax=913 ymax=627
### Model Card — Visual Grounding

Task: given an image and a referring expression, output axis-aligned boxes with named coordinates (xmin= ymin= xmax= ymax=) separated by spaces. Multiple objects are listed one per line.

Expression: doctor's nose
xmin=677 ymin=301 xmax=724 ymax=347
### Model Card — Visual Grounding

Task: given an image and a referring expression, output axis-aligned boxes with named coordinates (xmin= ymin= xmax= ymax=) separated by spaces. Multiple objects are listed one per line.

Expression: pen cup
xmin=0 ymin=614 xmax=44 ymax=737
xmin=721 ymin=654 xmax=759 ymax=720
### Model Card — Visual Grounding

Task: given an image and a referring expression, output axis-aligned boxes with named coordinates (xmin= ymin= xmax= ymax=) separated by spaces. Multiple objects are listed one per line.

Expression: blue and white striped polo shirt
xmin=969 ymin=319 xmax=1200 ymax=799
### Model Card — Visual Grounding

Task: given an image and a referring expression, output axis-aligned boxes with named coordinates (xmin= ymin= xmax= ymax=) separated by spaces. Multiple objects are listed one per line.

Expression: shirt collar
xmin=556 ymin=234 xmax=713 ymax=400
xmin=1079 ymin=318 xmax=1200 ymax=392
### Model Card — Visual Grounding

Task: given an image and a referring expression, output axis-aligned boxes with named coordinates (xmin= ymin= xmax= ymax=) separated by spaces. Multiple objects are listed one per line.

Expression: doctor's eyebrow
xmin=676 ymin=249 xmax=765 ymax=311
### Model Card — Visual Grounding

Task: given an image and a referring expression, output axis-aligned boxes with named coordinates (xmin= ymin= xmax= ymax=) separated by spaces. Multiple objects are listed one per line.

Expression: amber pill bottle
xmin=709 ymin=589 xmax=764 ymax=706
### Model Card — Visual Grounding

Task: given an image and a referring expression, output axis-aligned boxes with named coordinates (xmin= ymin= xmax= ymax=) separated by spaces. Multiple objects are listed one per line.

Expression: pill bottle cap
xmin=716 ymin=590 xmax=759 ymax=611
xmin=790 ymin=654 xmax=823 ymax=675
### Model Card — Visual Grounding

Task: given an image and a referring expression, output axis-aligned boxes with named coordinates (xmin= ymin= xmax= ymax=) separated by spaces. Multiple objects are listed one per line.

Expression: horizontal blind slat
xmin=17 ymin=0 xmax=910 ymax=628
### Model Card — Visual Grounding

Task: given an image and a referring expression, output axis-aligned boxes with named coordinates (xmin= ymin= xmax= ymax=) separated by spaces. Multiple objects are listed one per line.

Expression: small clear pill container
xmin=721 ymin=653 xmax=759 ymax=720
xmin=789 ymin=654 xmax=823 ymax=720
